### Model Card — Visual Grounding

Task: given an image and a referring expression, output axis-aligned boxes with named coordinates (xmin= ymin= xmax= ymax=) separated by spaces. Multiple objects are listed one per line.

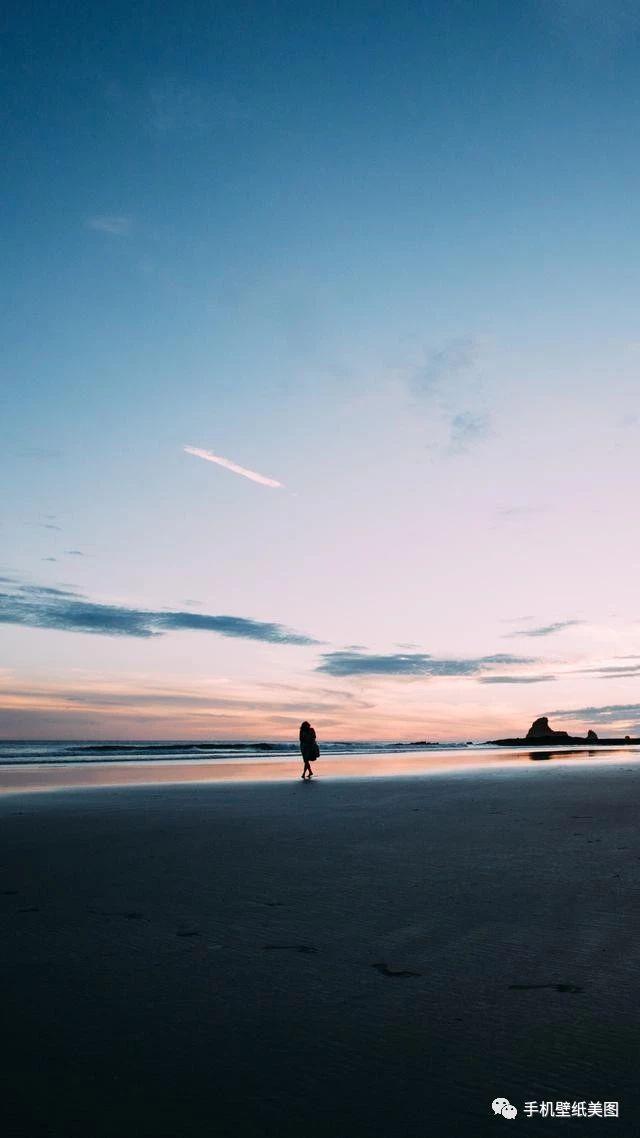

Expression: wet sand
xmin=1 ymin=743 xmax=637 ymax=795
xmin=2 ymin=763 xmax=640 ymax=1136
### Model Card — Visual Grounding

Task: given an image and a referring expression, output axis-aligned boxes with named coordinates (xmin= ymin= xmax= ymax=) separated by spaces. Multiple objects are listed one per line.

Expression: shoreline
xmin=1 ymin=743 xmax=639 ymax=796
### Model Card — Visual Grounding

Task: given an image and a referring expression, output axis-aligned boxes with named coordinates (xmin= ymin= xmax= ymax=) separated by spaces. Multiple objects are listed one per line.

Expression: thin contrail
xmin=184 ymin=446 xmax=283 ymax=488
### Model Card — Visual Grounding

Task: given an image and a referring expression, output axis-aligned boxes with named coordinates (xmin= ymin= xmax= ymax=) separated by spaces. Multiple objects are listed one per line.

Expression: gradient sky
xmin=3 ymin=0 xmax=640 ymax=740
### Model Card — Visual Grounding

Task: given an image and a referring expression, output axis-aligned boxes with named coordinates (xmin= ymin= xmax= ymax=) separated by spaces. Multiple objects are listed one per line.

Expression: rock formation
xmin=525 ymin=716 xmax=571 ymax=742
xmin=488 ymin=718 xmax=622 ymax=746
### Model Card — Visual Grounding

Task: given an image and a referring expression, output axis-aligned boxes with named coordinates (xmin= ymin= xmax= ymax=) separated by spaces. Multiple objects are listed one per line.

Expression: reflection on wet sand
xmin=1 ymin=745 xmax=639 ymax=795
xmin=527 ymin=749 xmax=602 ymax=762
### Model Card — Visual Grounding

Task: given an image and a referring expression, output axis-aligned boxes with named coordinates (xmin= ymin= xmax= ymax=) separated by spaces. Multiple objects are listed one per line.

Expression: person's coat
xmin=300 ymin=727 xmax=318 ymax=761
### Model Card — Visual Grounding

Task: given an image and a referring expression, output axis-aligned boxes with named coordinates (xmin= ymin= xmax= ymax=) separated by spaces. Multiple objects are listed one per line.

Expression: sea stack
xmin=525 ymin=716 xmax=571 ymax=742
xmin=489 ymin=719 xmax=627 ymax=746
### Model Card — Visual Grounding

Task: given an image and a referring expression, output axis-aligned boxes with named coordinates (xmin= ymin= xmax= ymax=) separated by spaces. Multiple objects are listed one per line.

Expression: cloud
xmin=0 ymin=582 xmax=318 ymax=645
xmin=0 ymin=675 xmax=371 ymax=739
xmin=570 ymin=664 xmax=640 ymax=679
xmin=316 ymin=650 xmax=535 ymax=677
xmin=19 ymin=585 xmax=78 ymax=597
xmin=85 ymin=216 xmax=132 ymax=236
xmin=156 ymin=611 xmax=313 ymax=643
xmin=0 ymin=684 xmax=347 ymax=714
xmin=550 ymin=703 xmax=640 ymax=726
xmin=409 ymin=337 xmax=491 ymax=453
xmin=507 ymin=620 xmax=583 ymax=638
xmin=413 ymin=337 xmax=478 ymax=396
xmin=185 ymin=445 xmax=283 ymax=488
xmin=478 ymin=674 xmax=557 ymax=684
xmin=449 ymin=411 xmax=491 ymax=453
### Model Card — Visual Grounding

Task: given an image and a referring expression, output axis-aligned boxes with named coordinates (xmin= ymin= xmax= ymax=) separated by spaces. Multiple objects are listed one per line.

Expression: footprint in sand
xmin=372 ymin=962 xmax=422 ymax=978
xmin=509 ymin=983 xmax=583 ymax=993
xmin=263 ymin=944 xmax=318 ymax=954
xmin=87 ymin=909 xmax=146 ymax=920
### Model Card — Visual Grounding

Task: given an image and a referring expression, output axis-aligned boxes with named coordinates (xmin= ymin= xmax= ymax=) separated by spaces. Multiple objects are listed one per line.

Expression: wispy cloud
xmin=449 ymin=411 xmax=491 ymax=453
xmin=409 ymin=336 xmax=491 ymax=453
xmin=550 ymin=703 xmax=640 ymax=727
xmin=0 ymin=684 xmax=342 ymax=713
xmin=507 ymin=620 xmax=583 ymax=638
xmin=85 ymin=216 xmax=132 ymax=236
xmin=184 ymin=445 xmax=283 ymax=488
xmin=478 ymin=674 xmax=557 ymax=684
xmin=413 ymin=337 xmax=478 ymax=396
xmin=0 ymin=674 xmax=371 ymax=739
xmin=569 ymin=663 xmax=640 ymax=679
xmin=0 ymin=582 xmax=318 ymax=645
xmin=316 ymin=650 xmax=535 ymax=678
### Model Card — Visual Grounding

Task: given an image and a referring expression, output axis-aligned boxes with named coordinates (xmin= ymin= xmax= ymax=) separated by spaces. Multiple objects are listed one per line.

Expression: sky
xmin=3 ymin=0 xmax=640 ymax=740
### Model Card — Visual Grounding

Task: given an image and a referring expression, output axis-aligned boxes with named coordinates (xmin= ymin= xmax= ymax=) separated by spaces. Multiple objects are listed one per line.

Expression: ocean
xmin=0 ymin=739 xmax=481 ymax=766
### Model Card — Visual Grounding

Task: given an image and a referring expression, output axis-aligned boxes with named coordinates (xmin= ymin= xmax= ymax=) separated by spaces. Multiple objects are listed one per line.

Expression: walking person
xmin=299 ymin=721 xmax=319 ymax=779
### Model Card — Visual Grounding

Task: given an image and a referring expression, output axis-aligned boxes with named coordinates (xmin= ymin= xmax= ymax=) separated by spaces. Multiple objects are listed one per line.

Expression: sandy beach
xmin=3 ymin=762 xmax=640 ymax=1137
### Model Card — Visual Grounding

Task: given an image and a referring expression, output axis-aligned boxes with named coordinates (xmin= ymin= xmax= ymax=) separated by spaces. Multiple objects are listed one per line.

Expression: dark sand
xmin=2 ymin=763 xmax=640 ymax=1137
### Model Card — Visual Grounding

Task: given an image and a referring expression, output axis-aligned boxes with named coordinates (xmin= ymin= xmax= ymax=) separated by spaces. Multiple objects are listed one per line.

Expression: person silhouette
xmin=299 ymin=721 xmax=318 ymax=780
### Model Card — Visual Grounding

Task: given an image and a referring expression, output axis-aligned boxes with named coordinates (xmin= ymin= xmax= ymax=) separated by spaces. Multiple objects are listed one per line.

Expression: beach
xmin=2 ymin=761 xmax=640 ymax=1137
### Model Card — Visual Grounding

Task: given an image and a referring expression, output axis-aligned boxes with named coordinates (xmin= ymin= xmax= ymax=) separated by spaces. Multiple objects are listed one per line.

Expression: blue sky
xmin=3 ymin=1 xmax=640 ymax=739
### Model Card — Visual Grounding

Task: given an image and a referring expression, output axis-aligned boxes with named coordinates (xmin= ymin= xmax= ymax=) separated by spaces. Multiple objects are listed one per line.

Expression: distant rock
xmin=526 ymin=716 xmax=571 ymax=741
xmin=487 ymin=716 xmax=636 ymax=747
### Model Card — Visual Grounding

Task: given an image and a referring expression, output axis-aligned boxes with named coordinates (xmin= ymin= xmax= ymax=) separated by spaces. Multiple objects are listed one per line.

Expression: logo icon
xmin=492 ymin=1097 xmax=518 ymax=1119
